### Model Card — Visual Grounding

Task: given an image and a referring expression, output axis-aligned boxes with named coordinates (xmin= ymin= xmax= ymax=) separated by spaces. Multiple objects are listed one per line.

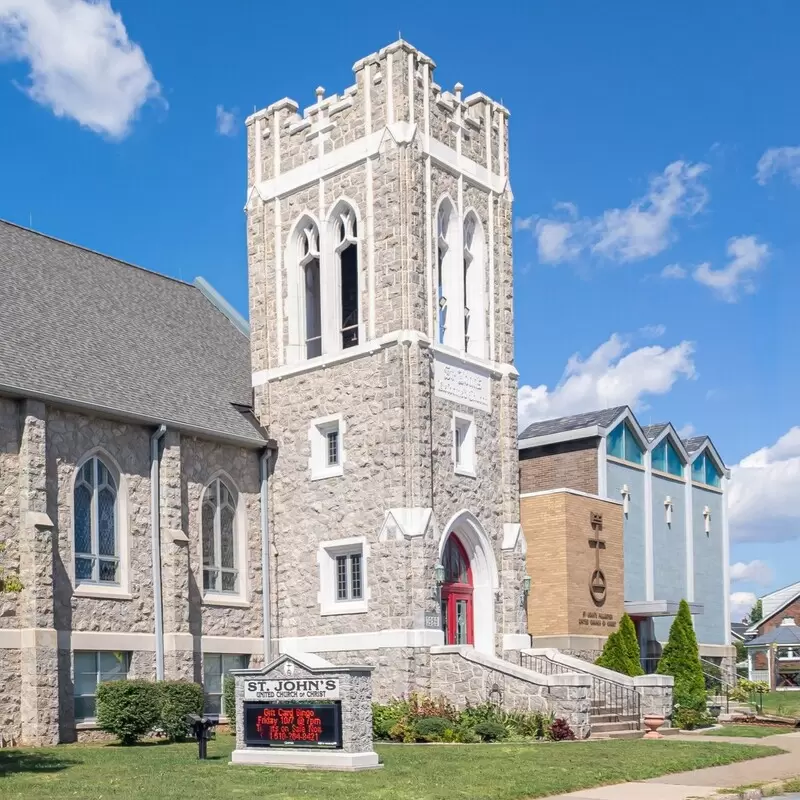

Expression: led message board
xmin=243 ymin=703 xmax=342 ymax=748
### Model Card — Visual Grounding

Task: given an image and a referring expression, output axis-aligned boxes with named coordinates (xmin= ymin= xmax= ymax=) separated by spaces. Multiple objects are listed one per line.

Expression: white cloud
xmin=517 ymin=332 xmax=696 ymax=430
xmin=692 ymin=235 xmax=770 ymax=302
xmin=661 ymin=264 xmax=687 ymax=279
xmin=729 ymin=427 xmax=800 ymax=544
xmin=0 ymin=0 xmax=161 ymax=138
xmin=730 ymin=591 xmax=758 ymax=623
xmin=522 ymin=161 xmax=709 ymax=265
xmin=756 ymin=146 xmax=800 ymax=186
xmin=730 ymin=560 xmax=774 ymax=587
xmin=639 ymin=324 xmax=666 ymax=338
xmin=215 ymin=104 xmax=236 ymax=136
xmin=677 ymin=423 xmax=695 ymax=438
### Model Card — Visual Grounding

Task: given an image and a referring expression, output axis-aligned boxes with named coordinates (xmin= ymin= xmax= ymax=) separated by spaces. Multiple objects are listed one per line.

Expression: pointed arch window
xmin=74 ymin=457 xmax=119 ymax=585
xmin=462 ymin=213 xmax=486 ymax=357
xmin=437 ymin=205 xmax=450 ymax=344
xmin=463 ymin=216 xmax=474 ymax=352
xmin=202 ymin=478 xmax=238 ymax=594
xmin=335 ymin=208 xmax=359 ymax=349
xmin=299 ymin=223 xmax=322 ymax=359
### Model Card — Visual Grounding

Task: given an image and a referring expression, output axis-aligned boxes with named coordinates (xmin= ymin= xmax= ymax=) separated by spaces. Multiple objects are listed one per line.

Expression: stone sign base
xmin=230 ymin=748 xmax=382 ymax=771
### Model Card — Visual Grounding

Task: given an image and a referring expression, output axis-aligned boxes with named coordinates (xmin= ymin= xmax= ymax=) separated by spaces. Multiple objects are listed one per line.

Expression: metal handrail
xmin=520 ymin=653 xmax=641 ymax=721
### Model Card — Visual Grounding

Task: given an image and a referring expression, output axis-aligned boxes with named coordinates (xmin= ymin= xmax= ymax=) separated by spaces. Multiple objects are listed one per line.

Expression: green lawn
xmin=753 ymin=691 xmax=800 ymax=719
xmin=705 ymin=724 xmax=794 ymax=738
xmin=0 ymin=734 xmax=784 ymax=800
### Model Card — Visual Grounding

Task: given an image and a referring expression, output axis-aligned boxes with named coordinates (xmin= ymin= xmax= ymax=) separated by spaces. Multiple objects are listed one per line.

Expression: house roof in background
xmin=747 ymin=581 xmax=800 ymax=634
xmin=0 ymin=220 xmax=266 ymax=446
xmin=746 ymin=622 xmax=800 ymax=648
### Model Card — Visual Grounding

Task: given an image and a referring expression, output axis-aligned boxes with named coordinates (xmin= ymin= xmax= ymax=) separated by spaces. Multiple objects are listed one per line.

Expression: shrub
xmin=595 ymin=614 xmax=643 ymax=676
xmin=413 ymin=716 xmax=452 ymax=742
xmin=407 ymin=693 xmax=458 ymax=721
xmin=474 ymin=720 xmax=507 ymax=742
xmin=158 ymin=681 xmax=204 ymax=742
xmin=673 ymin=707 xmax=713 ymax=730
xmin=658 ymin=599 xmax=707 ymax=715
xmin=223 ymin=676 xmax=236 ymax=728
xmin=97 ymin=680 xmax=160 ymax=745
xmin=548 ymin=718 xmax=575 ymax=741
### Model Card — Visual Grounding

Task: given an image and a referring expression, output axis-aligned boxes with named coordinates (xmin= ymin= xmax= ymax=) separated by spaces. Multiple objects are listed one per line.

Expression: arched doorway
xmin=440 ymin=534 xmax=474 ymax=645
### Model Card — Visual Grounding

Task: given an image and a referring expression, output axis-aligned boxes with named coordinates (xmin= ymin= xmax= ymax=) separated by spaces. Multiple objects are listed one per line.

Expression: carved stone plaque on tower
xmin=433 ymin=353 xmax=491 ymax=412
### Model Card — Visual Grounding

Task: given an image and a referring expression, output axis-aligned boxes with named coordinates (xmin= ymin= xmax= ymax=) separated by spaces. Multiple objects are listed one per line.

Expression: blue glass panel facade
xmin=607 ymin=460 xmax=646 ymax=602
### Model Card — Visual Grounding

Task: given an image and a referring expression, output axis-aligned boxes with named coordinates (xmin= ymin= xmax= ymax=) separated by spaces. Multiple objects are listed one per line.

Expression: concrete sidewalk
xmin=551 ymin=731 xmax=800 ymax=800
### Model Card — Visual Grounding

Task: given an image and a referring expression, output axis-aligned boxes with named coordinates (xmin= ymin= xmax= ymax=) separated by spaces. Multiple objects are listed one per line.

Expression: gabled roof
xmin=642 ymin=423 xmax=669 ymax=442
xmin=747 ymin=581 xmax=800 ymax=634
xmin=730 ymin=622 xmax=749 ymax=641
xmin=683 ymin=436 xmax=707 ymax=454
xmin=0 ymin=220 xmax=266 ymax=446
xmin=518 ymin=406 xmax=627 ymax=441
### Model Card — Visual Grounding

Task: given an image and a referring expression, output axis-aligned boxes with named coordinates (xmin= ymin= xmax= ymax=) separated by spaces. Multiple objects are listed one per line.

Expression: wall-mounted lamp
xmin=522 ymin=575 xmax=532 ymax=595
xmin=664 ymin=496 xmax=673 ymax=527
xmin=621 ymin=484 xmax=630 ymax=516
xmin=434 ymin=563 xmax=446 ymax=585
xmin=703 ymin=506 xmax=711 ymax=535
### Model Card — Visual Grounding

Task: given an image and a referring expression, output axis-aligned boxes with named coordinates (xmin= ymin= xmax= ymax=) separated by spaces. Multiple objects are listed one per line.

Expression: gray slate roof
xmin=0 ymin=220 xmax=265 ymax=446
xmin=747 ymin=623 xmax=800 ymax=648
xmin=683 ymin=436 xmax=707 ymax=454
xmin=518 ymin=406 xmax=627 ymax=441
xmin=642 ymin=423 xmax=668 ymax=442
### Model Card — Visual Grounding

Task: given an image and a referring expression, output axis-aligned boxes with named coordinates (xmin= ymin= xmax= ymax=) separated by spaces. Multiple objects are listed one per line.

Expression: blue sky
xmin=1 ymin=1 xmax=798 ymax=619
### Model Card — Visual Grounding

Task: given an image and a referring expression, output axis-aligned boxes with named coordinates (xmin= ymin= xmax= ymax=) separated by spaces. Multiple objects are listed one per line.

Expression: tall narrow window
xmin=299 ymin=224 xmax=322 ymax=359
xmin=607 ymin=422 xmax=644 ymax=465
xmin=335 ymin=552 xmax=363 ymax=601
xmin=202 ymin=478 xmax=238 ymax=594
xmin=463 ymin=216 xmax=475 ymax=352
xmin=74 ymin=457 xmax=119 ymax=585
xmin=437 ymin=205 xmax=450 ymax=344
xmin=462 ymin=212 xmax=486 ymax=358
xmin=335 ymin=208 xmax=359 ymax=349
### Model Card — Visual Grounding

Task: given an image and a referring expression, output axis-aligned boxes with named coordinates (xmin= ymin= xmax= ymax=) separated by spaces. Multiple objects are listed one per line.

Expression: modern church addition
xmin=0 ymin=40 xmax=727 ymax=746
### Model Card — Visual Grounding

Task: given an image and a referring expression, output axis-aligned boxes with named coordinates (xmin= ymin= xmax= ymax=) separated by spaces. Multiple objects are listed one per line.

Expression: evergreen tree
xmin=742 ymin=599 xmax=762 ymax=627
xmin=619 ymin=613 xmax=644 ymax=676
xmin=657 ymin=599 xmax=706 ymax=713
xmin=595 ymin=614 xmax=643 ymax=676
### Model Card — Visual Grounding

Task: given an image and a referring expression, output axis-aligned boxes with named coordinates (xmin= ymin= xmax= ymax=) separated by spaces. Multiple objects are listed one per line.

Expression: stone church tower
xmin=245 ymin=40 xmax=528 ymax=697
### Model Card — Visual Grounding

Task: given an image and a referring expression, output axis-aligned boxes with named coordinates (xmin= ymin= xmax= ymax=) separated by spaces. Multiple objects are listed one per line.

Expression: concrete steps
xmin=590 ymin=706 xmax=643 ymax=739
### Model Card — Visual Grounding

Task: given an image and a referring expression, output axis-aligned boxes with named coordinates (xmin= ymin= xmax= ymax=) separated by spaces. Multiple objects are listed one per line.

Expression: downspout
xmin=150 ymin=424 xmax=167 ymax=680
xmin=259 ymin=448 xmax=273 ymax=664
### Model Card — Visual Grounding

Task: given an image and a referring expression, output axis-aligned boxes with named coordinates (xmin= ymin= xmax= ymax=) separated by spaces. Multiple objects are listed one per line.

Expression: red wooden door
xmin=441 ymin=535 xmax=474 ymax=646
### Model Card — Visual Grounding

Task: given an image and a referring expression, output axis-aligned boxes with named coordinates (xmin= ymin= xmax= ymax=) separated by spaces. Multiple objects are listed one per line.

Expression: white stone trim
xmin=201 ymin=635 xmax=264 ymax=655
xmin=308 ymin=413 xmax=346 ymax=480
xmin=721 ymin=475 xmax=731 ymax=645
xmin=519 ymin=487 xmax=623 ymax=506
xmin=452 ymin=412 xmax=476 ymax=477
xmin=279 ymin=628 xmax=443 ymax=654
xmin=231 ymin=748 xmax=381 ymax=771
xmin=378 ymin=508 xmax=433 ymax=541
xmin=502 ymin=633 xmax=531 ymax=650
xmin=273 ymin=195 xmax=284 ymax=366
xmin=501 ymin=522 xmax=525 ymax=554
xmin=252 ymin=329 xmax=517 ymax=387
xmin=684 ymin=459 xmax=695 ymax=602
xmin=248 ymin=124 xmax=507 ymax=205
xmin=64 ymin=631 xmax=156 ymax=651
xmin=597 ymin=435 xmax=608 ymax=497
xmin=625 ymin=600 xmax=703 ymax=617
xmin=317 ymin=535 xmax=370 ymax=615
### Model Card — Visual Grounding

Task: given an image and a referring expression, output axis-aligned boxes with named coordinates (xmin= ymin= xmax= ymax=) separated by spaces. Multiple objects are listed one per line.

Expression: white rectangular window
xmin=453 ymin=413 xmax=476 ymax=477
xmin=318 ymin=537 xmax=369 ymax=615
xmin=309 ymin=414 xmax=346 ymax=480
xmin=203 ymin=653 xmax=249 ymax=716
xmin=74 ymin=651 xmax=130 ymax=721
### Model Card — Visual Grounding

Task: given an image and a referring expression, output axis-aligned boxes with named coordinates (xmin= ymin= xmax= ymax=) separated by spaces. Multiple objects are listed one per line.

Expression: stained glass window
xmin=202 ymin=478 xmax=238 ymax=594
xmin=73 ymin=457 xmax=118 ymax=585
xmin=443 ymin=536 xmax=469 ymax=584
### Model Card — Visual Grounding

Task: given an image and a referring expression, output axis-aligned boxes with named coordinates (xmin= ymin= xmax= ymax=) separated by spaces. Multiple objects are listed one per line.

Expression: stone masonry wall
xmin=0 ymin=397 xmax=20 ymax=626
xmin=519 ymin=439 xmax=600 ymax=495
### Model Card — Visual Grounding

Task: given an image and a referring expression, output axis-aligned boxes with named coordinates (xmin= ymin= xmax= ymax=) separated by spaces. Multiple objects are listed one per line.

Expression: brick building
xmin=518 ymin=407 xmax=735 ymax=678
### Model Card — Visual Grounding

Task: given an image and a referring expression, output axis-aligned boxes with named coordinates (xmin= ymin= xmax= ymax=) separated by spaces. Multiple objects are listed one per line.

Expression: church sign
xmin=433 ymin=355 xmax=491 ymax=412
xmin=244 ymin=703 xmax=342 ymax=748
xmin=244 ymin=678 xmax=340 ymax=702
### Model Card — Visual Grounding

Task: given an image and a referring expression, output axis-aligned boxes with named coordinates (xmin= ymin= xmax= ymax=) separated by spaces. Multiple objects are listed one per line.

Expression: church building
xmin=0 ymin=40 xmax=729 ymax=747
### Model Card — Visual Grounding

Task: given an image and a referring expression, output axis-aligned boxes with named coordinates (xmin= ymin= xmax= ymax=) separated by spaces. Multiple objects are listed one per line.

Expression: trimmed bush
xmin=595 ymin=614 xmax=643 ymax=677
xmin=657 ymin=599 xmax=706 ymax=716
xmin=413 ymin=716 xmax=452 ymax=742
xmin=474 ymin=720 xmax=507 ymax=742
xmin=673 ymin=707 xmax=713 ymax=731
xmin=223 ymin=676 xmax=236 ymax=728
xmin=97 ymin=680 xmax=160 ymax=745
xmin=158 ymin=681 xmax=204 ymax=742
